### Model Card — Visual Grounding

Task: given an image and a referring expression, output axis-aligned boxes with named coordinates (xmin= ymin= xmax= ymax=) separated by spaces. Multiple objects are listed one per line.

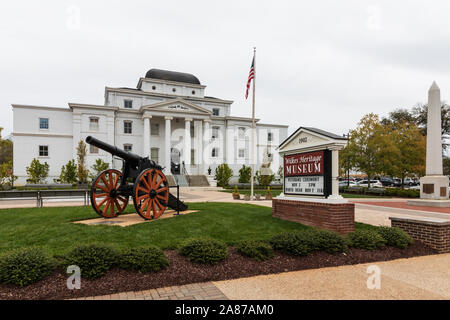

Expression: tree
xmin=444 ymin=157 xmax=450 ymax=176
xmin=76 ymin=140 xmax=89 ymax=182
xmin=238 ymin=165 xmax=251 ymax=183
xmin=214 ymin=164 xmax=233 ymax=187
xmin=0 ymin=128 xmax=13 ymax=164
xmin=0 ymin=161 xmax=17 ymax=189
xmin=386 ymin=121 xmax=426 ymax=187
xmin=277 ymin=165 xmax=284 ymax=180
xmin=89 ymin=158 xmax=109 ymax=180
xmin=59 ymin=160 xmax=78 ymax=184
xmin=26 ymin=158 xmax=49 ymax=184
xmin=346 ymin=113 xmax=396 ymax=187
xmin=255 ymin=170 xmax=275 ymax=187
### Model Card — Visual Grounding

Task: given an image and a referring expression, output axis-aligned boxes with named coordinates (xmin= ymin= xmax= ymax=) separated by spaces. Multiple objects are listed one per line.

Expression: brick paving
xmin=74 ymin=282 xmax=228 ymax=300
xmin=354 ymin=200 xmax=450 ymax=214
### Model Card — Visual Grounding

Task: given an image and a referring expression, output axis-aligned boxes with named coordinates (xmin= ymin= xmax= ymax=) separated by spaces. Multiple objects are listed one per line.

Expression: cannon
xmin=86 ymin=136 xmax=188 ymax=220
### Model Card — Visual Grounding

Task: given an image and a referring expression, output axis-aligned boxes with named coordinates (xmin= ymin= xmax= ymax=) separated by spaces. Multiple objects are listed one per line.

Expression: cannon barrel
xmin=86 ymin=136 xmax=141 ymax=164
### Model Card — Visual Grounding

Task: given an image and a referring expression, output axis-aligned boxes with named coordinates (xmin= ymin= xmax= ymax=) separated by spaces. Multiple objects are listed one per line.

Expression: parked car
xmin=392 ymin=178 xmax=402 ymax=187
xmin=339 ymin=181 xmax=357 ymax=187
xmin=357 ymin=180 xmax=383 ymax=188
xmin=379 ymin=177 xmax=395 ymax=187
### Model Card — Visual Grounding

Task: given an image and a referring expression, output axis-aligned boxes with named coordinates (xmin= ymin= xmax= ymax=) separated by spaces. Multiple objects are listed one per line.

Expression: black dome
xmin=145 ymin=69 xmax=201 ymax=85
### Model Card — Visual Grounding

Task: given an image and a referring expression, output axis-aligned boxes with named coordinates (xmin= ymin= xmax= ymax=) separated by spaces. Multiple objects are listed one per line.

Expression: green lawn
xmin=0 ymin=202 xmax=373 ymax=256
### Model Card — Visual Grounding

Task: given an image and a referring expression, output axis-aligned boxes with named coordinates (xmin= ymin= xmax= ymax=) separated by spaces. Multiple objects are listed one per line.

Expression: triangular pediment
xmin=278 ymin=127 xmax=347 ymax=153
xmin=141 ymin=98 xmax=212 ymax=115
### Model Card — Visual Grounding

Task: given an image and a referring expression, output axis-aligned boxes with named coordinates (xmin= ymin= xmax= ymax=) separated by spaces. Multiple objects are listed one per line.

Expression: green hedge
xmin=377 ymin=227 xmax=413 ymax=249
xmin=179 ymin=238 xmax=228 ymax=265
xmin=119 ymin=246 xmax=169 ymax=273
xmin=341 ymin=186 xmax=419 ymax=198
xmin=236 ymin=240 xmax=274 ymax=261
xmin=64 ymin=245 xmax=119 ymax=279
xmin=347 ymin=230 xmax=387 ymax=250
xmin=0 ymin=248 xmax=56 ymax=287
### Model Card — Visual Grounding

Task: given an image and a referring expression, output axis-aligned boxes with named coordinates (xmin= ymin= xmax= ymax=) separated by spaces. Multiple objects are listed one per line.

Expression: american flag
xmin=245 ymin=57 xmax=255 ymax=99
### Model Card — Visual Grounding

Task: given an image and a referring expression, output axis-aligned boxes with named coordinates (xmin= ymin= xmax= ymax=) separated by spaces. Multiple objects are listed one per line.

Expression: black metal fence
xmin=0 ymin=190 xmax=90 ymax=208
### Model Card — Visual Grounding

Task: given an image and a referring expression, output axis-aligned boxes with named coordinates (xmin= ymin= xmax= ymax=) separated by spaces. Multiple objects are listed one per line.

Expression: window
xmin=151 ymin=123 xmax=159 ymax=136
xmin=211 ymin=148 xmax=219 ymax=158
xmin=90 ymin=145 xmax=99 ymax=154
xmin=268 ymin=132 xmax=273 ymax=142
xmin=190 ymin=126 xmax=195 ymax=138
xmin=39 ymin=145 xmax=48 ymax=157
xmin=124 ymin=120 xmax=132 ymax=134
xmin=124 ymin=144 xmax=132 ymax=152
xmin=89 ymin=117 xmax=99 ymax=131
xmin=212 ymin=126 xmax=220 ymax=139
xmin=212 ymin=108 xmax=220 ymax=116
xmin=192 ymin=90 xmax=196 ymax=95
xmin=172 ymin=88 xmax=176 ymax=93
xmin=191 ymin=149 xmax=195 ymax=164
xmin=124 ymin=100 xmax=133 ymax=108
xmin=238 ymin=149 xmax=245 ymax=158
xmin=268 ymin=153 xmax=273 ymax=161
xmin=151 ymin=148 xmax=159 ymax=163
xmin=238 ymin=127 xmax=246 ymax=139
xmin=39 ymin=118 xmax=49 ymax=129
xmin=152 ymin=85 xmax=156 ymax=90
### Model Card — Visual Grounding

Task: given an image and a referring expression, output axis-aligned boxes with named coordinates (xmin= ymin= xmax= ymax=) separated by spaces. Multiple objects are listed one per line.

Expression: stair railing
xmin=182 ymin=161 xmax=191 ymax=186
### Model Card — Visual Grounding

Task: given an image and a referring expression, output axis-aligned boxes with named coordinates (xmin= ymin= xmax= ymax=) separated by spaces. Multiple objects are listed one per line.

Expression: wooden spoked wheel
xmin=133 ymin=168 xmax=169 ymax=220
xmin=91 ymin=169 xmax=129 ymax=218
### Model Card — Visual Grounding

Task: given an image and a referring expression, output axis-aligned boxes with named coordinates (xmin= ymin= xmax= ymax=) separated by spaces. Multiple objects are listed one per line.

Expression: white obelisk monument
xmin=412 ymin=82 xmax=450 ymax=206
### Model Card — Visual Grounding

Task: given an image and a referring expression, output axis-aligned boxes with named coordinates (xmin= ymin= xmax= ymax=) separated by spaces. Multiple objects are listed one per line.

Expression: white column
xmin=426 ymin=82 xmax=443 ymax=175
xmin=203 ymin=119 xmax=211 ymax=170
xmin=184 ymin=118 xmax=192 ymax=172
xmin=165 ymin=116 xmax=172 ymax=175
xmin=226 ymin=124 xmax=234 ymax=165
xmin=328 ymin=148 xmax=343 ymax=200
xmin=194 ymin=120 xmax=203 ymax=171
xmin=143 ymin=116 xmax=151 ymax=157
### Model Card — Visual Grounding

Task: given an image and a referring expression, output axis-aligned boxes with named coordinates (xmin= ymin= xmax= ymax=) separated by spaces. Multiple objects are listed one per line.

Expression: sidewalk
xmin=81 ymin=253 xmax=450 ymax=300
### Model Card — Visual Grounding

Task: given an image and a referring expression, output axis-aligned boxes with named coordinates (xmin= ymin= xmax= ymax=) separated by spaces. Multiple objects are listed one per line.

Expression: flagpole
xmin=250 ymin=47 xmax=256 ymax=200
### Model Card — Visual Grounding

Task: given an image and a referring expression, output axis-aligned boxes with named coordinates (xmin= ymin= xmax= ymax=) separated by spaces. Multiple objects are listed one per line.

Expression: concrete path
xmin=82 ymin=253 xmax=450 ymax=300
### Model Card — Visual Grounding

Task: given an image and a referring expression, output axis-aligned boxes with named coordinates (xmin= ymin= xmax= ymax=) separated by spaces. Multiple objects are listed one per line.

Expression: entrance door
xmin=171 ymin=148 xmax=181 ymax=174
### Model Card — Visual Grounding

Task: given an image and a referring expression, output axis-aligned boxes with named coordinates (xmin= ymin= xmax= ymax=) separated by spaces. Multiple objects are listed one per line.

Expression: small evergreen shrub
xmin=236 ymin=240 xmax=274 ymax=261
xmin=64 ymin=245 xmax=119 ymax=279
xmin=308 ymin=229 xmax=348 ymax=254
xmin=179 ymin=238 xmax=228 ymax=265
xmin=119 ymin=246 xmax=169 ymax=273
xmin=0 ymin=248 xmax=56 ymax=287
xmin=376 ymin=227 xmax=413 ymax=249
xmin=270 ymin=231 xmax=315 ymax=256
xmin=348 ymin=230 xmax=387 ymax=250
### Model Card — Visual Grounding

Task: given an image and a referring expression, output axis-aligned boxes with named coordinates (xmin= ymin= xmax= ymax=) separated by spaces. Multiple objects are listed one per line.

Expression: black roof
xmin=279 ymin=127 xmax=347 ymax=149
xmin=145 ymin=69 xmax=201 ymax=85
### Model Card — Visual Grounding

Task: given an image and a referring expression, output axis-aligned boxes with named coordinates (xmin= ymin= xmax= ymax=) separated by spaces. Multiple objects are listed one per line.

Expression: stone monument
xmin=408 ymin=82 xmax=450 ymax=207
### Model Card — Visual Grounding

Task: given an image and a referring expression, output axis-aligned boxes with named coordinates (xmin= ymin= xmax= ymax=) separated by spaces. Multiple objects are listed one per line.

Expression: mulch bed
xmin=0 ymin=241 xmax=436 ymax=300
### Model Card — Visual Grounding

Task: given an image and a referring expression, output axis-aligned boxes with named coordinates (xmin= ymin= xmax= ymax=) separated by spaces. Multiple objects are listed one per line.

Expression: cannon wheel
xmin=91 ymin=169 xmax=129 ymax=218
xmin=133 ymin=168 xmax=169 ymax=220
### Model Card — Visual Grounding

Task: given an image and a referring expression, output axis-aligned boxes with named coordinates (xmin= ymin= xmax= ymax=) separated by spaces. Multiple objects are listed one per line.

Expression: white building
xmin=12 ymin=68 xmax=288 ymax=185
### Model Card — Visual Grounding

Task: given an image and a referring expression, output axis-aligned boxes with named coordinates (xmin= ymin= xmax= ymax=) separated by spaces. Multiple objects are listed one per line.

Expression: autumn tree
xmin=76 ymin=140 xmax=89 ymax=183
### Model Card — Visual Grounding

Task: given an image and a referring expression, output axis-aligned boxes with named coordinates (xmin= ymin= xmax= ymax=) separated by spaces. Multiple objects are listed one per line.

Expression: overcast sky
xmin=1 ymin=0 xmax=450 ymax=138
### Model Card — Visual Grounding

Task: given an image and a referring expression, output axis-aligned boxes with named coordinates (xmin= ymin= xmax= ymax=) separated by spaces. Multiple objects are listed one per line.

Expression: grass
xmin=221 ymin=189 xmax=385 ymax=198
xmin=0 ymin=202 xmax=377 ymax=256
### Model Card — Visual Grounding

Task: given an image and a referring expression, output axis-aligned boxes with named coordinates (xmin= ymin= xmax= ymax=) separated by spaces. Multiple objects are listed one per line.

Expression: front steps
xmin=166 ymin=175 xmax=210 ymax=187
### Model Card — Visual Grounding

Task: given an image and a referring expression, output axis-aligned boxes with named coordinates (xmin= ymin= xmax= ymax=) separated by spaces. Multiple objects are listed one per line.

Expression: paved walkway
xmin=82 ymin=253 xmax=450 ymax=300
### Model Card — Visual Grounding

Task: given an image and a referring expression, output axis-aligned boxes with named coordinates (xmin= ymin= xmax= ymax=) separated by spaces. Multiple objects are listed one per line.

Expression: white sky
xmin=1 ymin=0 xmax=450 ymax=137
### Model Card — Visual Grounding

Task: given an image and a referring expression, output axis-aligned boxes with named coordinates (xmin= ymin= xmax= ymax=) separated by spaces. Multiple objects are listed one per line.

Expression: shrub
xmin=270 ymin=231 xmax=315 ymax=256
xmin=0 ymin=248 xmax=56 ymax=287
xmin=238 ymin=165 xmax=251 ymax=183
xmin=64 ymin=245 xmax=119 ymax=279
xmin=348 ymin=230 xmax=386 ymax=250
xmin=236 ymin=240 xmax=274 ymax=261
xmin=179 ymin=239 xmax=228 ymax=265
xmin=308 ymin=229 xmax=348 ymax=254
xmin=119 ymin=246 xmax=169 ymax=273
xmin=376 ymin=227 xmax=413 ymax=249
xmin=215 ymin=164 xmax=233 ymax=187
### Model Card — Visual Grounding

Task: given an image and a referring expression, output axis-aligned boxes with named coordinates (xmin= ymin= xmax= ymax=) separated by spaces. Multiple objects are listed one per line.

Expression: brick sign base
xmin=390 ymin=217 xmax=450 ymax=253
xmin=272 ymin=198 xmax=355 ymax=234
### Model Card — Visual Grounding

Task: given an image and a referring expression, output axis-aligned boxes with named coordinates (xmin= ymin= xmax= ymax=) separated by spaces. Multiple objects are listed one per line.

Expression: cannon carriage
xmin=86 ymin=136 xmax=187 ymax=220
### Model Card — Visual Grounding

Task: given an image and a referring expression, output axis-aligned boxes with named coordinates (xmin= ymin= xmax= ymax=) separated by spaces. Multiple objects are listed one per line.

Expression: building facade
xmin=12 ymin=68 xmax=288 ymax=185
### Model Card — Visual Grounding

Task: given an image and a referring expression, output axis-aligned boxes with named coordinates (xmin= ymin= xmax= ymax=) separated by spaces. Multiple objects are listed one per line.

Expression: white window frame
xmin=212 ymin=108 xmax=220 ymax=116
xmin=124 ymin=99 xmax=133 ymax=108
xmin=124 ymin=120 xmax=133 ymax=134
xmin=124 ymin=144 xmax=133 ymax=152
xmin=211 ymin=147 xmax=219 ymax=158
xmin=238 ymin=127 xmax=246 ymax=139
xmin=238 ymin=148 xmax=245 ymax=158
xmin=89 ymin=117 xmax=99 ymax=132
xmin=39 ymin=118 xmax=49 ymax=130
xmin=268 ymin=131 xmax=273 ymax=142
xmin=212 ymin=126 xmax=220 ymax=139
xmin=39 ymin=145 xmax=49 ymax=157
